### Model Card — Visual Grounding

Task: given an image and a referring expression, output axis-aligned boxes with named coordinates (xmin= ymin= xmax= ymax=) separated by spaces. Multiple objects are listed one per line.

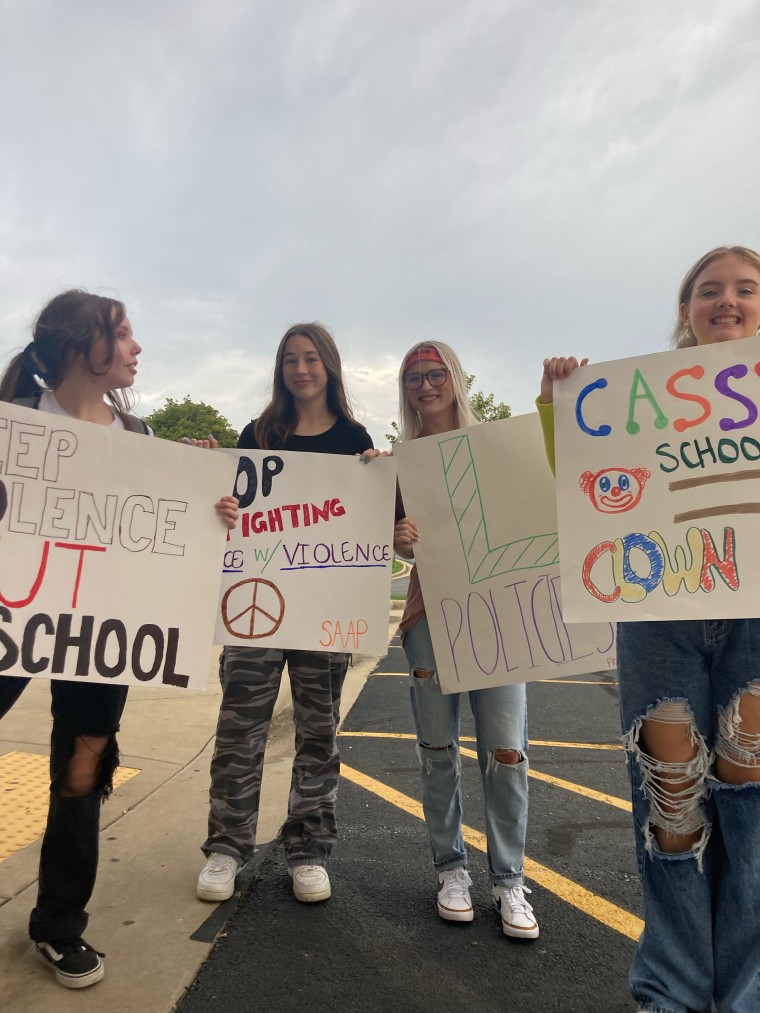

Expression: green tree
xmin=465 ymin=374 xmax=512 ymax=423
xmin=385 ymin=420 xmax=401 ymax=445
xmin=385 ymin=374 xmax=511 ymax=444
xmin=143 ymin=395 xmax=239 ymax=447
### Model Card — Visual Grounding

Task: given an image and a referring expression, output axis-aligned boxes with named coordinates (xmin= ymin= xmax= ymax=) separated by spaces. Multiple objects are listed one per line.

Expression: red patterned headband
xmin=402 ymin=345 xmax=445 ymax=374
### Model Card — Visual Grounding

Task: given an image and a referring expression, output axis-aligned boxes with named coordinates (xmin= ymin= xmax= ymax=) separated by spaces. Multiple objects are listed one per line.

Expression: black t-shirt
xmin=238 ymin=417 xmax=373 ymax=456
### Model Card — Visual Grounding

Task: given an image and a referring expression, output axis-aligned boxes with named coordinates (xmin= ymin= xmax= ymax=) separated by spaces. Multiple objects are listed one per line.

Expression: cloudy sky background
xmin=1 ymin=0 xmax=758 ymax=445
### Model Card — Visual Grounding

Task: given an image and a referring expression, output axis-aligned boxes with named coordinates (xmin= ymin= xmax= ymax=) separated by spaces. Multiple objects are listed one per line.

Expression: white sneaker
xmin=196 ymin=853 xmax=241 ymax=902
xmin=492 ymin=883 xmax=539 ymax=939
xmin=290 ymin=864 xmax=331 ymax=903
xmin=437 ymin=868 xmax=474 ymax=922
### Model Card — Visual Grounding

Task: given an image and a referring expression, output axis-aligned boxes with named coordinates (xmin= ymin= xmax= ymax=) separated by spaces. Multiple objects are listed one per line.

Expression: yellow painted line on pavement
xmin=457 ymin=746 xmax=631 ymax=812
xmin=373 ymin=672 xmax=617 ymax=687
xmin=339 ymin=732 xmax=627 ymax=809
xmin=527 ymin=768 xmax=630 ymax=810
xmin=340 ymin=731 xmax=416 ymax=739
xmin=341 ymin=763 xmax=642 ymax=941
xmin=537 ymin=679 xmax=617 ymax=686
xmin=532 ymin=740 xmax=623 ymax=751
xmin=339 ymin=731 xmax=622 ymax=750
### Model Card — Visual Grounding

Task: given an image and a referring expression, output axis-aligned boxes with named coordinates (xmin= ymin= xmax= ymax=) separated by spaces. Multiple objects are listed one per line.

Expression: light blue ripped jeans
xmin=618 ymin=619 xmax=760 ymax=1013
xmin=402 ymin=615 xmax=529 ymax=884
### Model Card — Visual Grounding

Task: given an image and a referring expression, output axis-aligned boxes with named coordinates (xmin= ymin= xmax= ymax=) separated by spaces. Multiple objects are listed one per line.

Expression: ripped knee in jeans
xmin=716 ymin=681 xmax=760 ymax=781
xmin=623 ymin=699 xmax=710 ymax=867
xmin=491 ymin=748 xmax=522 ymax=765
xmin=417 ymin=741 xmax=460 ymax=776
xmin=412 ymin=668 xmax=435 ymax=680
xmin=54 ymin=732 xmax=121 ymax=801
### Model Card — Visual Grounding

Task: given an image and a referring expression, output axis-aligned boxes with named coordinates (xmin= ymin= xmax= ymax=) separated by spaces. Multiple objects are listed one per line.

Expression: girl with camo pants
xmin=197 ymin=323 xmax=373 ymax=904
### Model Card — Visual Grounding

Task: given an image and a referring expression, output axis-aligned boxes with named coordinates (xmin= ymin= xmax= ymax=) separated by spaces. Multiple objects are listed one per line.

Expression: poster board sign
xmin=214 ymin=450 xmax=397 ymax=655
xmin=394 ymin=415 xmax=616 ymax=693
xmin=0 ymin=402 xmax=237 ymax=689
xmin=554 ymin=335 xmax=760 ymax=621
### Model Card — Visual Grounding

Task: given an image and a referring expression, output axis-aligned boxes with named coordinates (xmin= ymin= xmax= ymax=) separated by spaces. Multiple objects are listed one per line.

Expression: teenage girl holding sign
xmin=392 ymin=341 xmax=539 ymax=939
xmin=539 ymin=246 xmax=760 ymax=1013
xmin=0 ymin=290 xmax=237 ymax=989
xmin=196 ymin=323 xmax=373 ymax=906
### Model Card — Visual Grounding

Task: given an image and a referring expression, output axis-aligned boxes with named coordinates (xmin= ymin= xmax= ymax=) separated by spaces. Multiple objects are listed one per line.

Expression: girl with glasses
xmin=393 ymin=341 xmax=538 ymax=939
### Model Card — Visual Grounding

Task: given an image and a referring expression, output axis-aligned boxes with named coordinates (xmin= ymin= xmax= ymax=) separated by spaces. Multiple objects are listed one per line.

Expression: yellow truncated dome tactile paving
xmin=0 ymin=751 xmax=140 ymax=862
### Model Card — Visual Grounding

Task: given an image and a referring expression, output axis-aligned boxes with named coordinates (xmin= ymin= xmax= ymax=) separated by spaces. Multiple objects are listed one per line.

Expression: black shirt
xmin=238 ymin=417 xmax=374 ymax=456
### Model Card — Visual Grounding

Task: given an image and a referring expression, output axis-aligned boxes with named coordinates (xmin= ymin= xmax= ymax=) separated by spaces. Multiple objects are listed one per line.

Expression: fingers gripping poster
xmin=554 ymin=336 xmax=760 ymax=622
xmin=214 ymin=451 xmax=397 ymax=655
xmin=394 ymin=416 xmax=615 ymax=693
xmin=0 ymin=403 xmax=237 ymax=689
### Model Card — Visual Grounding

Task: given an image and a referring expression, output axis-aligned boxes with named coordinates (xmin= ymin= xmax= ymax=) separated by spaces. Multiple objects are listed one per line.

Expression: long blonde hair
xmin=396 ymin=340 xmax=479 ymax=442
xmin=254 ymin=322 xmax=363 ymax=449
xmin=671 ymin=245 xmax=760 ymax=348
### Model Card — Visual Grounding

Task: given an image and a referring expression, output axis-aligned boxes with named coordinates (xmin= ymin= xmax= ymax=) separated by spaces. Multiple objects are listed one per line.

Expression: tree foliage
xmin=142 ymin=395 xmax=239 ymax=447
xmin=386 ymin=420 xmax=401 ymax=444
xmin=385 ymin=374 xmax=511 ymax=444
xmin=465 ymin=374 xmax=512 ymax=423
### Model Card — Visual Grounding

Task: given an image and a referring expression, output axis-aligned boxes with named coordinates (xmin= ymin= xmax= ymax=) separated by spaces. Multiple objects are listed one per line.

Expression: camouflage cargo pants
xmin=203 ymin=645 xmax=349 ymax=867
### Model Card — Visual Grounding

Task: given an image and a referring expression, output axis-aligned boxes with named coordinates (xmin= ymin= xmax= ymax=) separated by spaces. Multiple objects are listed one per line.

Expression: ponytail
xmin=0 ymin=289 xmax=130 ymax=406
xmin=0 ymin=346 xmax=46 ymax=402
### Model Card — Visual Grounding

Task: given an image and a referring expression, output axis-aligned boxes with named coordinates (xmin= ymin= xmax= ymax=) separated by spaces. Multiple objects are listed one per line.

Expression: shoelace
xmin=442 ymin=869 xmax=472 ymax=898
xmin=207 ymin=854 xmax=236 ymax=874
xmin=503 ymin=884 xmax=534 ymax=914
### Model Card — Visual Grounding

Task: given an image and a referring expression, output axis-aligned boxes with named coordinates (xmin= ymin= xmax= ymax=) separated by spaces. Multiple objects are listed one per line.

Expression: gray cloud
xmin=1 ymin=0 xmax=758 ymax=445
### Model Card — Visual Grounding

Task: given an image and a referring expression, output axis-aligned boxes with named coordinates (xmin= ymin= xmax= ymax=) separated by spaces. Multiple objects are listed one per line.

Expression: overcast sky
xmin=1 ymin=0 xmax=758 ymax=446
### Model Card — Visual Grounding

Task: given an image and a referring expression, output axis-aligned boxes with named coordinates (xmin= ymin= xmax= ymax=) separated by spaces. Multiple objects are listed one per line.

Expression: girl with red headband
xmin=392 ymin=341 xmax=538 ymax=939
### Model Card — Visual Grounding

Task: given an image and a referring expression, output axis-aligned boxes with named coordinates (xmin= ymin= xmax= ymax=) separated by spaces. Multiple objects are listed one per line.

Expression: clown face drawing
xmin=579 ymin=467 xmax=651 ymax=514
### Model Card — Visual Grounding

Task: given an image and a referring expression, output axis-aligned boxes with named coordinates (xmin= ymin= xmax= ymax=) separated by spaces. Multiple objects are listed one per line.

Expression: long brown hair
xmin=254 ymin=323 xmax=363 ymax=449
xmin=0 ymin=289 xmax=136 ymax=420
xmin=671 ymin=245 xmax=760 ymax=348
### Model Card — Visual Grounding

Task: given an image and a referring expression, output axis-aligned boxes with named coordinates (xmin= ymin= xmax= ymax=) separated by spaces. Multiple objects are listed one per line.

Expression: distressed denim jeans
xmin=0 ymin=675 xmax=128 ymax=941
xmin=618 ymin=619 xmax=760 ymax=1013
xmin=402 ymin=615 xmax=529 ymax=884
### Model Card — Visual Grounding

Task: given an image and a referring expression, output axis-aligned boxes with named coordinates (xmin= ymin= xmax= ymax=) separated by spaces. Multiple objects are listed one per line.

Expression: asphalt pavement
xmin=1 ymin=606 xmax=641 ymax=1013
xmin=0 ymin=624 xmax=393 ymax=1013
xmin=177 ymin=631 xmax=640 ymax=1013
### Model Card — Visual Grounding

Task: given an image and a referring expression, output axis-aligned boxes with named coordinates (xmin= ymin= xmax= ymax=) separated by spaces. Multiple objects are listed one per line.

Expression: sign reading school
xmin=215 ymin=450 xmax=397 ymax=655
xmin=394 ymin=416 xmax=616 ymax=693
xmin=554 ymin=335 xmax=760 ymax=621
xmin=0 ymin=403 xmax=237 ymax=689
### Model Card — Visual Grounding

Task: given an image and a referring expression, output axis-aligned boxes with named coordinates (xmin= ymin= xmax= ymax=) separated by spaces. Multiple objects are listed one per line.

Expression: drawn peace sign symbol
xmin=221 ymin=578 xmax=286 ymax=639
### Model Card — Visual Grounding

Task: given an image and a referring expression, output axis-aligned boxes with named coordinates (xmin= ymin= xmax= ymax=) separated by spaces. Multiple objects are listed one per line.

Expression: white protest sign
xmin=0 ymin=402 xmax=237 ymax=689
xmin=394 ymin=416 xmax=616 ymax=693
xmin=554 ymin=335 xmax=760 ymax=621
xmin=214 ymin=450 xmax=397 ymax=655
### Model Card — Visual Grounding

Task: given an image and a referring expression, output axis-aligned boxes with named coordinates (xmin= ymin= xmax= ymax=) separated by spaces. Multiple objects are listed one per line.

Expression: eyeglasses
xmin=403 ymin=368 xmax=450 ymax=390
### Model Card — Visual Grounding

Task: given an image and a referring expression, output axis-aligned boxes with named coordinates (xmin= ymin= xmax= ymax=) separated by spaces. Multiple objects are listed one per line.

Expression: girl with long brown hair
xmin=196 ymin=322 xmax=373 ymax=906
xmin=0 ymin=290 xmax=237 ymax=989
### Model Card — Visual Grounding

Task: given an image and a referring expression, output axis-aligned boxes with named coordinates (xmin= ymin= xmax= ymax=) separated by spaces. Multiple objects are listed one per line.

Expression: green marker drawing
xmin=261 ymin=539 xmax=282 ymax=574
xmin=439 ymin=434 xmax=559 ymax=584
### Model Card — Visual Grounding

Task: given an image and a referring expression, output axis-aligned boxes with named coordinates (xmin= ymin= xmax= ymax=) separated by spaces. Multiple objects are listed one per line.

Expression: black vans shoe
xmin=35 ymin=938 xmax=105 ymax=988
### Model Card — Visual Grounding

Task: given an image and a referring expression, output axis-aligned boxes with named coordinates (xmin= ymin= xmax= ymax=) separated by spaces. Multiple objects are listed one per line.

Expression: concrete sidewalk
xmin=0 ymin=614 xmax=401 ymax=1013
